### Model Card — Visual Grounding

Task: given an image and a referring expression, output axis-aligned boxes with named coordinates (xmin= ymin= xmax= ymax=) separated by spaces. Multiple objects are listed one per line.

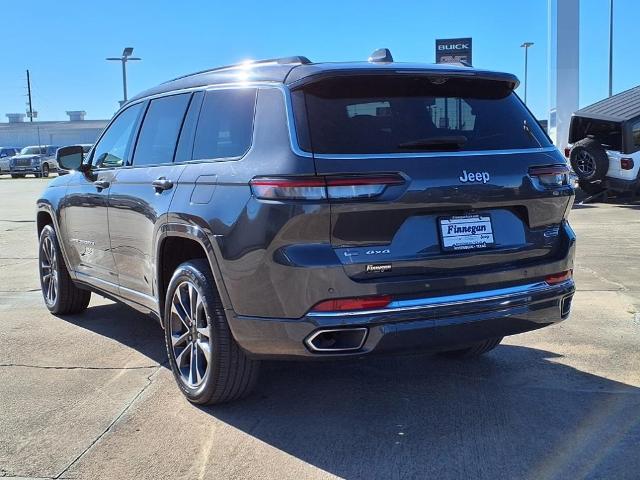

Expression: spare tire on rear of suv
xmin=570 ymin=137 xmax=609 ymax=188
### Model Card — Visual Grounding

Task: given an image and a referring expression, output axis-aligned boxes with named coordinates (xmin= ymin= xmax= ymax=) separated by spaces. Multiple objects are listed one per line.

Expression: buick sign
xmin=435 ymin=38 xmax=472 ymax=65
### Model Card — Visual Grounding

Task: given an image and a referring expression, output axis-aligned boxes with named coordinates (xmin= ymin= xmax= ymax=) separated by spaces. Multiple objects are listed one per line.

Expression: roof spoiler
xmin=289 ymin=69 xmax=519 ymax=91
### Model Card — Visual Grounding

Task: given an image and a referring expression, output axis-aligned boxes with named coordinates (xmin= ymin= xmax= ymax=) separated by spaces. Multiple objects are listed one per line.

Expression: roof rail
xmin=162 ymin=56 xmax=312 ymax=84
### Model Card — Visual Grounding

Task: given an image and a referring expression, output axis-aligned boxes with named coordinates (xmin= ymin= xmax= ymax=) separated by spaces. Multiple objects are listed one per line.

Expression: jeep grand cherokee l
xmin=37 ymin=52 xmax=576 ymax=405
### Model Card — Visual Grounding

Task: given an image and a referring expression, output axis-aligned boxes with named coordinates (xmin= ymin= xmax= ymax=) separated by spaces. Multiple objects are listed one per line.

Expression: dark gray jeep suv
xmin=37 ymin=52 xmax=576 ymax=405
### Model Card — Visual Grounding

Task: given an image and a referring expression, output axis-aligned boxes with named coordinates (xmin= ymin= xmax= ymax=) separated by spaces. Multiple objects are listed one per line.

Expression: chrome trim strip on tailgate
xmin=307 ymin=281 xmax=572 ymax=317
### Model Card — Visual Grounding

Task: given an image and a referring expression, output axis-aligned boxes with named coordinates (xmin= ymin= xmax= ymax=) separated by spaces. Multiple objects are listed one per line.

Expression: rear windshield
xmin=292 ymin=75 xmax=550 ymax=154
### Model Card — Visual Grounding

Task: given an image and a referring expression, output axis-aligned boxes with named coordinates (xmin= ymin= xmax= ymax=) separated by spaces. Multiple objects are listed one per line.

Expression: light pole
xmin=106 ymin=47 xmax=141 ymax=105
xmin=608 ymin=0 xmax=614 ymax=97
xmin=520 ymin=42 xmax=534 ymax=105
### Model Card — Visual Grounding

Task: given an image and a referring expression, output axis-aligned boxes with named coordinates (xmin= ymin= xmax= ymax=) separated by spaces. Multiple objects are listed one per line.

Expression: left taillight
xmin=249 ymin=177 xmax=327 ymax=200
xmin=529 ymin=165 xmax=571 ymax=188
xmin=250 ymin=174 xmax=404 ymax=201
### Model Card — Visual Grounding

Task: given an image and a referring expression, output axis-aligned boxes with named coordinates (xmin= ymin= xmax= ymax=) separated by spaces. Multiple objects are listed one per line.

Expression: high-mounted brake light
xmin=250 ymin=174 xmax=404 ymax=201
xmin=311 ymin=295 xmax=393 ymax=312
xmin=545 ymin=270 xmax=572 ymax=285
xmin=529 ymin=165 xmax=571 ymax=187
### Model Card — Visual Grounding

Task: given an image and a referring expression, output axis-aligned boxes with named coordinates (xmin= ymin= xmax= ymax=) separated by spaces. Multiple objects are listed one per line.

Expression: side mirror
xmin=56 ymin=145 xmax=86 ymax=171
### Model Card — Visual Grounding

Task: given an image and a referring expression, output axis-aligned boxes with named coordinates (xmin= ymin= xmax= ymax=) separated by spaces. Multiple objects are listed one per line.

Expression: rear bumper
xmin=605 ymin=175 xmax=640 ymax=192
xmin=229 ymin=279 xmax=575 ymax=360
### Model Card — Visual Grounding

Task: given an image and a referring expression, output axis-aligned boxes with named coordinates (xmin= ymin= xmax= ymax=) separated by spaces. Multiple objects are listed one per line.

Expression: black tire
xmin=438 ymin=337 xmax=503 ymax=359
xmin=164 ymin=259 xmax=259 ymax=405
xmin=42 ymin=163 xmax=50 ymax=177
xmin=578 ymin=179 xmax=606 ymax=196
xmin=38 ymin=225 xmax=91 ymax=315
xmin=570 ymin=138 xmax=609 ymax=182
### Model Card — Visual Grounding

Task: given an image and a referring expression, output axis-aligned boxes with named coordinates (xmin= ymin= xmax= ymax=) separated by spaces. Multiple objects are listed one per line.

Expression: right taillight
xmin=621 ymin=158 xmax=634 ymax=170
xmin=250 ymin=174 xmax=404 ymax=201
xmin=529 ymin=165 xmax=571 ymax=188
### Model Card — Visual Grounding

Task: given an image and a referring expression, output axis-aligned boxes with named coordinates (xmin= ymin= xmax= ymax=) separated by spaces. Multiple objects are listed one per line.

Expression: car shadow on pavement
xmin=62 ymin=301 xmax=640 ymax=480
xmin=59 ymin=302 xmax=167 ymax=365
xmin=208 ymin=350 xmax=640 ymax=479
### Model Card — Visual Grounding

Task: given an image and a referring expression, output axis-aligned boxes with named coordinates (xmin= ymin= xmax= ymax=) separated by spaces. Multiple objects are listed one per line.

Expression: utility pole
xmin=26 ymin=70 xmax=34 ymax=122
xmin=608 ymin=0 xmax=614 ymax=97
xmin=520 ymin=42 xmax=534 ymax=105
xmin=106 ymin=47 xmax=141 ymax=105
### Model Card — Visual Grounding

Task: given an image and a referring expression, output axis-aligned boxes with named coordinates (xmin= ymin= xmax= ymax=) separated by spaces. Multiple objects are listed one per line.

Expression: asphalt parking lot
xmin=1 ymin=176 xmax=639 ymax=480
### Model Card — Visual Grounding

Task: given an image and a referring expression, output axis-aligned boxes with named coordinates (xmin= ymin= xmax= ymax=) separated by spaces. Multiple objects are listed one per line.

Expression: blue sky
xmin=1 ymin=0 xmax=637 ymax=121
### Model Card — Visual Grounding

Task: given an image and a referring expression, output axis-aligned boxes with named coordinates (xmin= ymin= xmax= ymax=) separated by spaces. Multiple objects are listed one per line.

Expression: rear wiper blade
xmin=397 ymin=135 xmax=468 ymax=150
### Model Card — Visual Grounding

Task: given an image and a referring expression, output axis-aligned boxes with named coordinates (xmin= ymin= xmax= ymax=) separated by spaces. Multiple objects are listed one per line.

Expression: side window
xmin=132 ymin=93 xmax=191 ymax=167
xmin=192 ymin=88 xmax=256 ymax=161
xmin=93 ymin=103 xmax=144 ymax=169
xmin=632 ymin=120 xmax=640 ymax=148
xmin=174 ymin=91 xmax=204 ymax=163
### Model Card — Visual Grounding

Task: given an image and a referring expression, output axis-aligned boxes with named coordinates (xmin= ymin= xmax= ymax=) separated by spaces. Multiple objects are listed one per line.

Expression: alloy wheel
xmin=169 ymin=281 xmax=211 ymax=388
xmin=575 ymin=150 xmax=597 ymax=179
xmin=40 ymin=236 xmax=58 ymax=306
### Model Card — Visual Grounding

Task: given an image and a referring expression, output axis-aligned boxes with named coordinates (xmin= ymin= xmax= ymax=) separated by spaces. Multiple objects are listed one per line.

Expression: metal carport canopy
xmin=574 ymin=85 xmax=640 ymax=123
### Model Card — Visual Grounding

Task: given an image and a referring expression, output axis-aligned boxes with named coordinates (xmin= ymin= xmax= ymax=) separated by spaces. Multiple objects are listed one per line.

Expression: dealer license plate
xmin=439 ymin=215 xmax=495 ymax=252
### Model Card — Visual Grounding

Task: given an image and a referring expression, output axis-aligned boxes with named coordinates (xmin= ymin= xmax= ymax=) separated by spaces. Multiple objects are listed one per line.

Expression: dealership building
xmin=0 ymin=112 xmax=108 ymax=148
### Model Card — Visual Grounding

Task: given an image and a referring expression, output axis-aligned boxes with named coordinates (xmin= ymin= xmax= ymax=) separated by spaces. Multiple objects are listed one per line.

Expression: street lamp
xmin=520 ymin=42 xmax=534 ymax=105
xmin=608 ymin=0 xmax=614 ymax=97
xmin=106 ymin=47 xmax=141 ymax=105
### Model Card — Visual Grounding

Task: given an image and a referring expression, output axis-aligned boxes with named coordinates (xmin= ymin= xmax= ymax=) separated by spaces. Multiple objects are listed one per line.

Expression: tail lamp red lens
xmin=311 ymin=295 xmax=393 ymax=312
xmin=529 ymin=165 xmax=571 ymax=187
xmin=250 ymin=175 xmax=404 ymax=201
xmin=545 ymin=270 xmax=572 ymax=285
xmin=621 ymin=158 xmax=634 ymax=170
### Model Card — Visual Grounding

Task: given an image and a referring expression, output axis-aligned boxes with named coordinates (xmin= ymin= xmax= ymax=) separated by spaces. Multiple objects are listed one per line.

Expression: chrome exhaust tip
xmin=561 ymin=294 xmax=573 ymax=318
xmin=305 ymin=327 xmax=368 ymax=352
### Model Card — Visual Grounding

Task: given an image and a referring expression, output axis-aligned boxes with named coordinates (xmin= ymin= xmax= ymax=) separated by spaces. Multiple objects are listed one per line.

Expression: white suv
xmin=567 ymin=87 xmax=640 ymax=196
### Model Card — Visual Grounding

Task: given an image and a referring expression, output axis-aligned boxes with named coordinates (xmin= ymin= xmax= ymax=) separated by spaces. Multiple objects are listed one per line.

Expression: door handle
xmin=93 ymin=180 xmax=110 ymax=189
xmin=152 ymin=178 xmax=173 ymax=192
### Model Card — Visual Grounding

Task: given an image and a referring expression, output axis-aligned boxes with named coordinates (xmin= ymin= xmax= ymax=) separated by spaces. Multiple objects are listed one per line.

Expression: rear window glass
xmin=292 ymin=75 xmax=550 ymax=154
xmin=192 ymin=88 xmax=256 ymax=161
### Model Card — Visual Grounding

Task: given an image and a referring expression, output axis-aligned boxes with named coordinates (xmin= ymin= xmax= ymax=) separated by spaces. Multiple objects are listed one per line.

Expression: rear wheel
xmin=38 ymin=225 xmax=91 ymax=314
xmin=164 ymin=259 xmax=259 ymax=405
xmin=438 ymin=337 xmax=503 ymax=359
